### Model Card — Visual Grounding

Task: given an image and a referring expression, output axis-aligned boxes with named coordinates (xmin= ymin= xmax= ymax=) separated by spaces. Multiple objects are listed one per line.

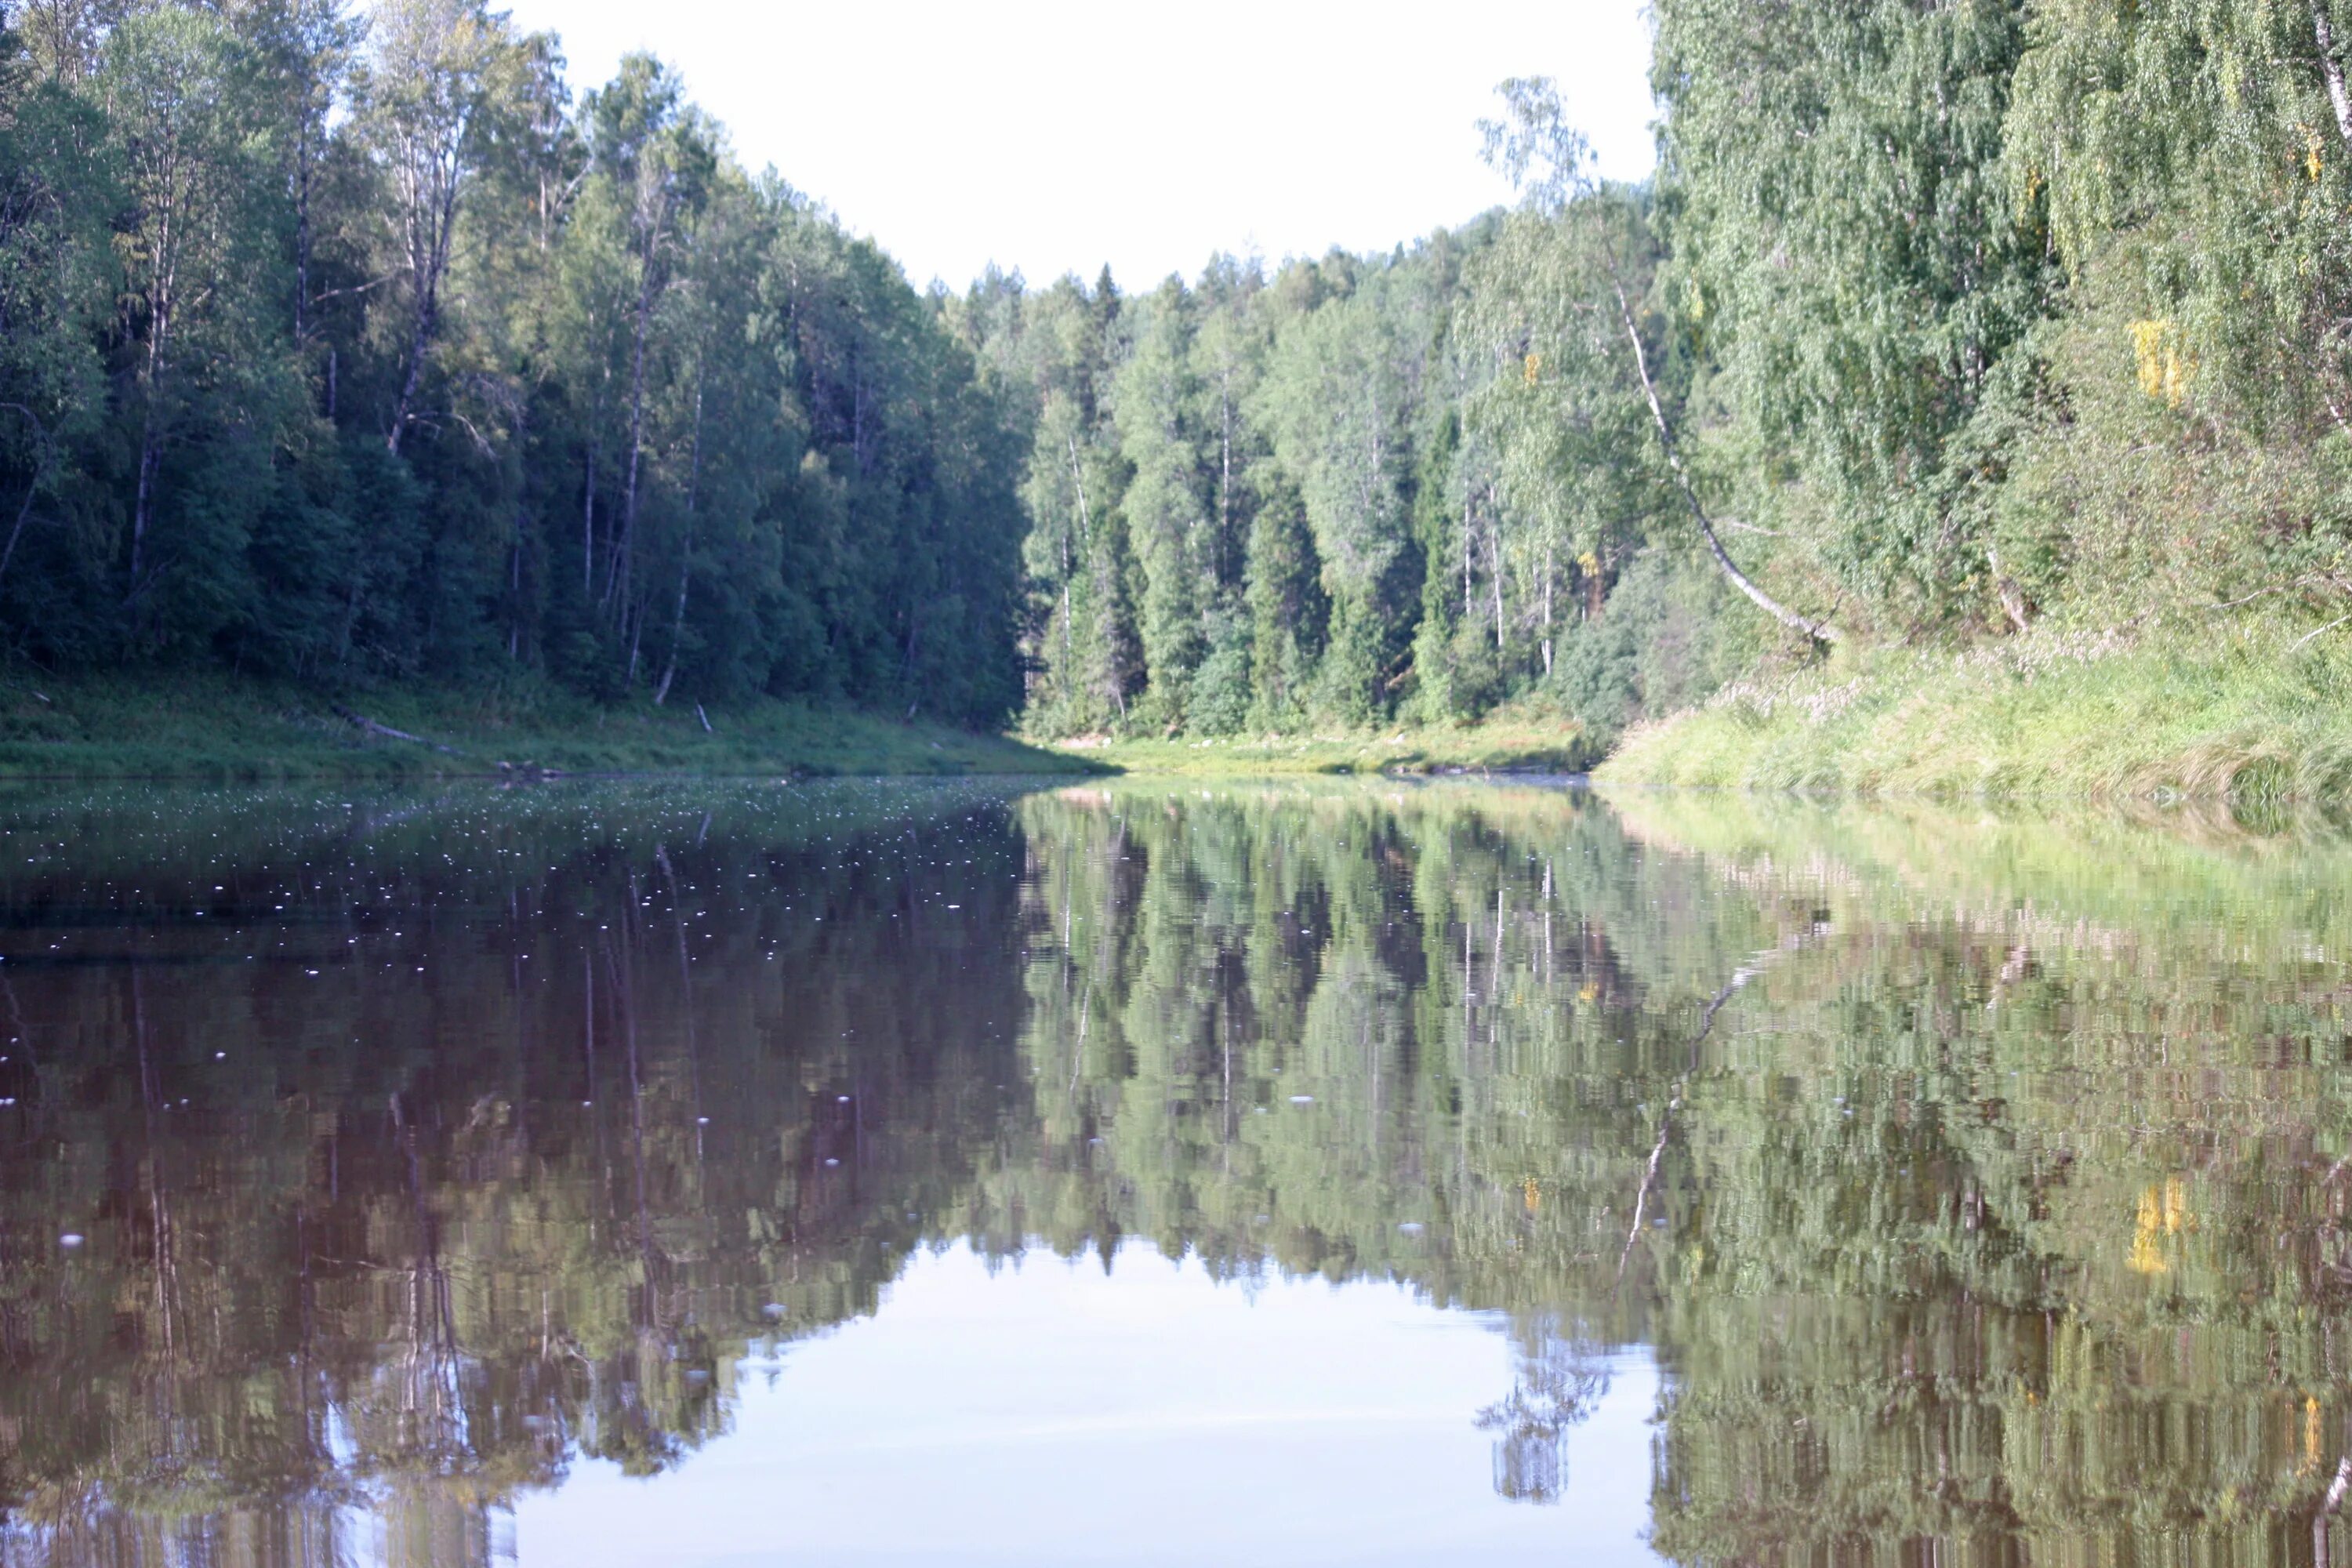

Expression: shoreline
xmin=1598 ymin=622 xmax=2352 ymax=804
xmin=24 ymin=625 xmax=2345 ymax=804
xmin=0 ymin=670 xmax=1096 ymax=783
xmin=1040 ymin=720 xmax=1599 ymax=778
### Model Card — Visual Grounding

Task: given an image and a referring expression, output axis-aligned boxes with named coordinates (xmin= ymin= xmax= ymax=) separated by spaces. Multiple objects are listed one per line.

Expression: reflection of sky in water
xmin=515 ymin=1243 xmax=1664 ymax=1567
xmin=11 ymin=779 xmax=2352 ymax=1563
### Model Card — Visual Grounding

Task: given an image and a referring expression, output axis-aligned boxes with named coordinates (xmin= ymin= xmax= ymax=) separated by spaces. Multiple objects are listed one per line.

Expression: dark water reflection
xmin=0 ymin=777 xmax=2347 ymax=1563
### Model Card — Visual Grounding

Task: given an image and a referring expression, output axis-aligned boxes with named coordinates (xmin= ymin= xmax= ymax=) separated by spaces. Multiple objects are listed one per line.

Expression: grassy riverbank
xmin=1047 ymin=716 xmax=1597 ymax=776
xmin=0 ymin=670 xmax=1091 ymax=781
xmin=1599 ymin=621 xmax=2352 ymax=801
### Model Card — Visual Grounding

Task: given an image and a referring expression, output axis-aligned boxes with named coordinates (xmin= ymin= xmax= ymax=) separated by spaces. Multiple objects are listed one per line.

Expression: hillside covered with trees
xmin=0 ymin=0 xmax=1027 ymax=729
xmin=980 ymin=0 xmax=2352 ymax=773
xmin=6 ymin=0 xmax=2352 ymax=779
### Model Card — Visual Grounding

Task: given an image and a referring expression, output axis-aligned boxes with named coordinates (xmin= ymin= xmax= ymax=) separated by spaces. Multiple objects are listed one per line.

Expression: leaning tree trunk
xmin=0 ymin=404 xmax=49 ymax=597
xmin=386 ymin=289 xmax=434 ymax=453
xmin=1606 ymin=273 xmax=1841 ymax=644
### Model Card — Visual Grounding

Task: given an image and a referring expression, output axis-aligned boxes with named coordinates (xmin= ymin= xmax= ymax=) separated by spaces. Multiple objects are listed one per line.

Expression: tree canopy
xmin=5 ymin=0 xmax=2351 ymax=746
xmin=0 ymin=0 xmax=1026 ymax=722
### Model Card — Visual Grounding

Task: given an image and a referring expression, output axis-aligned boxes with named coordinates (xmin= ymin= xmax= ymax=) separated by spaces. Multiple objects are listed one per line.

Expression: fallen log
xmin=330 ymin=704 xmax=467 ymax=757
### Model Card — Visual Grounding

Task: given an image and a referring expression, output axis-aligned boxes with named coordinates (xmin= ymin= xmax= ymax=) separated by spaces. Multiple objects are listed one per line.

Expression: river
xmin=0 ymin=775 xmax=2339 ymax=1563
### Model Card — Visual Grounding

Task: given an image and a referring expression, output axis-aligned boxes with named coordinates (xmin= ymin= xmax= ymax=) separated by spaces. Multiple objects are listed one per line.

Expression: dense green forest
xmin=985 ymin=0 xmax=2352 ymax=751
xmin=7 ymin=0 xmax=2352 ymax=757
xmin=0 ymin=0 xmax=1027 ymax=724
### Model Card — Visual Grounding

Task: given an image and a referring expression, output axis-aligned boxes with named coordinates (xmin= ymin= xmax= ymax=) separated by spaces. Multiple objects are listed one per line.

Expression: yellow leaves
xmin=1522 ymin=1176 xmax=1541 ymax=1213
xmin=2129 ymin=320 xmax=2168 ymax=396
xmin=2307 ymin=1395 xmax=2325 ymax=1474
xmin=2018 ymin=164 xmax=2046 ymax=228
xmin=1577 ymin=550 xmax=1601 ymax=577
xmin=2303 ymin=124 xmax=2327 ymax=183
xmin=2128 ymin=1177 xmax=2194 ymax=1274
xmin=1523 ymin=352 xmax=1543 ymax=386
xmin=2127 ymin=1220 xmax=2164 ymax=1273
xmin=2129 ymin=319 xmax=2194 ymax=408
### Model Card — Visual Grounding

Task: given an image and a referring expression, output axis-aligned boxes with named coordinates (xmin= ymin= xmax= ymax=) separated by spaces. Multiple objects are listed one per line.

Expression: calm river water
xmin=0 ymin=775 xmax=2343 ymax=1564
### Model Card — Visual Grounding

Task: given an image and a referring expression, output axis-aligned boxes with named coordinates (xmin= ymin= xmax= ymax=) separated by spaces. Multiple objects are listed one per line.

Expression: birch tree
xmin=1111 ymin=277 xmax=1210 ymax=723
xmin=1484 ymin=76 xmax=1845 ymax=644
xmin=100 ymin=7 xmax=274 ymax=600
xmin=354 ymin=0 xmax=519 ymax=453
xmin=582 ymin=53 xmax=711 ymax=640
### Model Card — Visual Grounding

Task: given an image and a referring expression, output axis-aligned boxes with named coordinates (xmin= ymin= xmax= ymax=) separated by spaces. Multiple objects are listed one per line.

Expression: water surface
xmin=0 ymin=777 xmax=2345 ymax=1564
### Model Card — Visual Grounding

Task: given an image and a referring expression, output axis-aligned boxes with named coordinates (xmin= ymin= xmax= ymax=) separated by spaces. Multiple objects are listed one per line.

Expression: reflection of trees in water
xmin=1477 ymin=1318 xmax=1615 ymax=1503
xmin=0 ymin=782 xmax=1033 ymax=1566
xmin=1009 ymin=783 xmax=2352 ymax=1563
xmin=9 ymin=782 xmax=2352 ymax=1561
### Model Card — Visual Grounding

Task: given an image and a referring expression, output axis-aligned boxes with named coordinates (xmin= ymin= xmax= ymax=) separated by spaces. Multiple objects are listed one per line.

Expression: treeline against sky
xmin=0 ymin=0 xmax=1025 ymax=721
xmin=5 ymin=0 xmax=2352 ymax=737
xmin=974 ymin=0 xmax=2352 ymax=741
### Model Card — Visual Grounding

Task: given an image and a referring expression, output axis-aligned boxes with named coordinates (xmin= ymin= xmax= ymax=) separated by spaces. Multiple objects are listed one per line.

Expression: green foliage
xmin=1601 ymin=615 xmax=2352 ymax=798
xmin=1254 ymin=265 xmax=1423 ymax=721
xmin=1112 ymin=278 xmax=1210 ymax=724
xmin=16 ymin=0 xmax=2352 ymax=775
xmin=1653 ymin=0 xmax=2053 ymax=626
xmin=1617 ymin=0 xmax=2352 ymax=784
xmin=0 ymin=19 xmax=109 ymax=591
xmin=1545 ymin=546 xmax=1752 ymax=747
xmin=980 ymin=220 xmax=1729 ymax=747
xmin=2012 ymin=0 xmax=2352 ymax=434
xmin=0 ymin=0 xmax=1026 ymax=727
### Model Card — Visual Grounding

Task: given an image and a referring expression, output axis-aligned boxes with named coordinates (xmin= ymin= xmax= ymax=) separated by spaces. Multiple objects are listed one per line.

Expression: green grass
xmin=1599 ymin=616 xmax=2352 ymax=800
xmin=1049 ymin=717 xmax=1596 ymax=776
xmin=0 ymin=668 xmax=1094 ymax=781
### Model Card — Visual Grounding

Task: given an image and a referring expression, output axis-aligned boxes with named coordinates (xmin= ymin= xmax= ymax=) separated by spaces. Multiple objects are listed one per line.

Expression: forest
xmin=5 ymin=0 xmax=2352 ymax=759
xmin=0 ymin=0 xmax=1029 ymax=727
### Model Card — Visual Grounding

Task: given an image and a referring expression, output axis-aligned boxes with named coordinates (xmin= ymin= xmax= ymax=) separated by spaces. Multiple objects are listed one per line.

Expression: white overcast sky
xmin=493 ymin=1 xmax=1659 ymax=292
